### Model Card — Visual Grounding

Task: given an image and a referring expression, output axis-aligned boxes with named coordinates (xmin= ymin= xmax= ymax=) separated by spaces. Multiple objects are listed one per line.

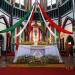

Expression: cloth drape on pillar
xmin=38 ymin=28 xmax=40 ymax=41
xmin=16 ymin=27 xmax=19 ymax=50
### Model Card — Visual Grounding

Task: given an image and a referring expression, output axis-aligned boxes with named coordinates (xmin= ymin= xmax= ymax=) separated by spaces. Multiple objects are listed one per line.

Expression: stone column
xmin=73 ymin=0 xmax=75 ymax=20
xmin=29 ymin=0 xmax=32 ymax=10
xmin=10 ymin=0 xmax=15 ymax=5
xmin=9 ymin=0 xmax=16 ymax=51
xmin=24 ymin=0 xmax=27 ymax=10
xmin=40 ymin=0 xmax=47 ymax=10
xmin=44 ymin=0 xmax=47 ymax=10
xmin=24 ymin=0 xmax=31 ymax=10
xmin=19 ymin=0 xmax=21 ymax=8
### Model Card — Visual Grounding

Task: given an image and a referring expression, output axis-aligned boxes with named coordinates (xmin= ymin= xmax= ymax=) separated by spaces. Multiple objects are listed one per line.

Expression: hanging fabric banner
xmin=38 ymin=3 xmax=73 ymax=34
xmin=0 ymin=6 xmax=33 ymax=33
xmin=15 ymin=5 xmax=35 ymax=37
xmin=38 ymin=5 xmax=56 ymax=37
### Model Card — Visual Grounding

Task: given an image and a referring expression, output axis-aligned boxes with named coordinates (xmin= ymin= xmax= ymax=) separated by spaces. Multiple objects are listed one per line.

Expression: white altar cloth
xmin=13 ymin=45 xmax=63 ymax=63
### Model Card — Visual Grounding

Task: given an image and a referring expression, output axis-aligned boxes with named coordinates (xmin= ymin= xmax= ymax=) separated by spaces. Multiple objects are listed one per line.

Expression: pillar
xmin=16 ymin=27 xmax=19 ymax=50
xmin=73 ymin=0 xmax=75 ymax=20
xmin=38 ymin=28 xmax=40 ymax=41
xmin=24 ymin=0 xmax=31 ymax=10
xmin=10 ymin=0 xmax=15 ymax=6
xmin=40 ymin=0 xmax=47 ymax=10
xmin=19 ymin=0 xmax=21 ymax=8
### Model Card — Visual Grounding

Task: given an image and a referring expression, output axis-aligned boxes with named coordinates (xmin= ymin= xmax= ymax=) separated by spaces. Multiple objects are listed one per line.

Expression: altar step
xmin=7 ymin=64 xmax=66 ymax=68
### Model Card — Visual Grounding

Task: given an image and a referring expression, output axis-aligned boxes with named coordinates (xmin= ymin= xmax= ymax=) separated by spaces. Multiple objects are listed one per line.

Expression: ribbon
xmin=38 ymin=5 xmax=56 ymax=37
xmin=15 ymin=5 xmax=35 ymax=37
xmin=0 ymin=6 xmax=33 ymax=33
xmin=38 ymin=3 xmax=73 ymax=34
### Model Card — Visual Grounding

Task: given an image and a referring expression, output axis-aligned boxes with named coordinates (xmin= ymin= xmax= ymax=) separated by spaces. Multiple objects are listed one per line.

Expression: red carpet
xmin=0 ymin=68 xmax=75 ymax=75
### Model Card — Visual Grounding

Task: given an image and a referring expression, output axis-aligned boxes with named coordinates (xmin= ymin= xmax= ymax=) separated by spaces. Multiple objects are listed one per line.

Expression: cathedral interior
xmin=0 ymin=0 xmax=75 ymax=68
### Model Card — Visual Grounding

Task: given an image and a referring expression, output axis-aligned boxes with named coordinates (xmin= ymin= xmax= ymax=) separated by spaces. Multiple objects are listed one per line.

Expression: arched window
xmin=47 ymin=0 xmax=51 ymax=6
xmin=52 ymin=0 xmax=56 ymax=4
xmin=15 ymin=0 xmax=24 ymax=5
xmin=15 ymin=0 xmax=19 ymax=4
xmin=47 ymin=0 xmax=56 ymax=6
xmin=21 ymin=0 xmax=24 ymax=5
xmin=32 ymin=0 xmax=40 ymax=5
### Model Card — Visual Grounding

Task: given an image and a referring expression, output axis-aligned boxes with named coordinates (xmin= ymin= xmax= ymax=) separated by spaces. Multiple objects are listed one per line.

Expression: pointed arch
xmin=0 ymin=15 xmax=9 ymax=51
xmin=0 ymin=15 xmax=9 ymax=28
xmin=62 ymin=16 xmax=74 ymax=29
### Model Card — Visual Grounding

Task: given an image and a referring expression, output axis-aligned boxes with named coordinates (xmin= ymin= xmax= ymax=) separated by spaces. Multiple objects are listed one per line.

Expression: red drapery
xmin=38 ymin=3 xmax=73 ymax=34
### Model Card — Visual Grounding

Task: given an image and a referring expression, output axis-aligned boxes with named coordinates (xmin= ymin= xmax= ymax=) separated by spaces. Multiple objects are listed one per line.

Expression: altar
xmin=13 ymin=45 xmax=63 ymax=63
